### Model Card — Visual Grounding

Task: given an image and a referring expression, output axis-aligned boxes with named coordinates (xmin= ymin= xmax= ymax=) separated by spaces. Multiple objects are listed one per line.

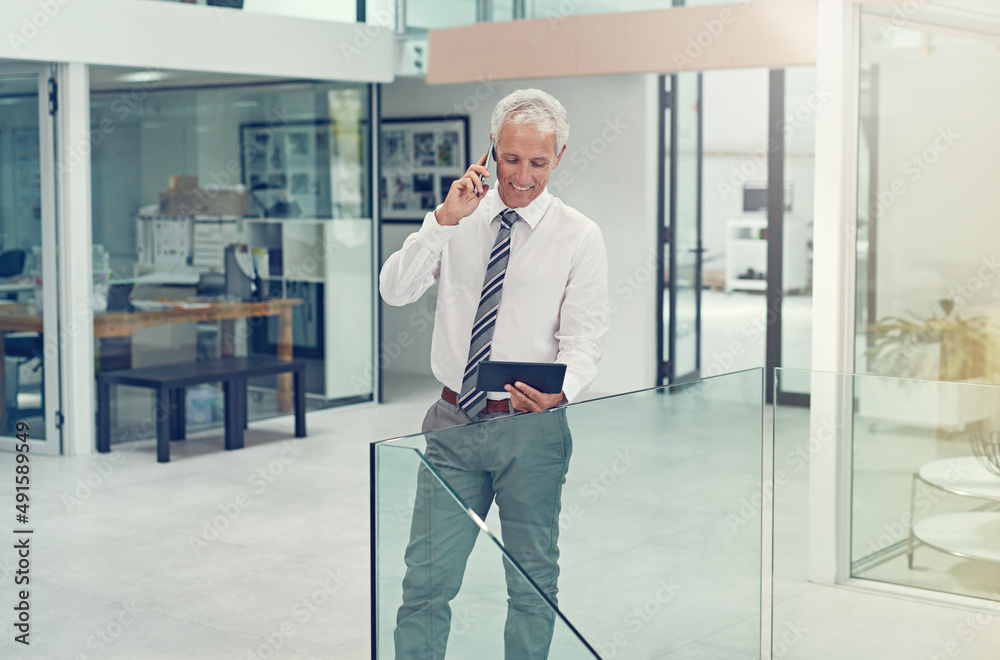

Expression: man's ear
xmin=552 ymin=144 xmax=567 ymax=169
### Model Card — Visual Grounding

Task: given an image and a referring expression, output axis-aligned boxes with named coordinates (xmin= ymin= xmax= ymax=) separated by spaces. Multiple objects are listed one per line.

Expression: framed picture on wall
xmin=239 ymin=119 xmax=334 ymax=218
xmin=380 ymin=116 xmax=470 ymax=222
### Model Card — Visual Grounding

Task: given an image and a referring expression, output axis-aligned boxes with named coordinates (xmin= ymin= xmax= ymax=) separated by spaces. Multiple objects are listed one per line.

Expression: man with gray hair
xmin=380 ymin=88 xmax=609 ymax=658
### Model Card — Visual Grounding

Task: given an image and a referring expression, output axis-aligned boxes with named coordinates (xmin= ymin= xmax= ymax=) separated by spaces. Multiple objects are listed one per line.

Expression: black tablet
xmin=475 ymin=360 xmax=567 ymax=394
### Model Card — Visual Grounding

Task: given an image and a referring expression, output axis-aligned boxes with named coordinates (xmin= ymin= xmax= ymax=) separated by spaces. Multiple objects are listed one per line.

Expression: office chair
xmin=0 ymin=250 xmax=26 ymax=278
xmin=5 ymin=335 xmax=44 ymax=430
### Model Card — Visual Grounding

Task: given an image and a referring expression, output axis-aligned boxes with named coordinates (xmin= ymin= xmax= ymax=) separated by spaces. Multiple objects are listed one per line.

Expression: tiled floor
xmin=0 ymin=373 xmax=441 ymax=660
xmin=2 ymin=371 xmax=1000 ymax=659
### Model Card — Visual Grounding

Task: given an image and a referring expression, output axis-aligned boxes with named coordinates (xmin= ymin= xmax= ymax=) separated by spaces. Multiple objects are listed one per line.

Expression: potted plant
xmin=860 ymin=299 xmax=1000 ymax=432
xmin=866 ymin=299 xmax=996 ymax=382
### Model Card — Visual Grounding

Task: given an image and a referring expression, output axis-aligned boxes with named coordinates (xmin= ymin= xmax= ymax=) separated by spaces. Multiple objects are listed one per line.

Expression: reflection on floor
xmin=1 ymin=372 xmax=1000 ymax=658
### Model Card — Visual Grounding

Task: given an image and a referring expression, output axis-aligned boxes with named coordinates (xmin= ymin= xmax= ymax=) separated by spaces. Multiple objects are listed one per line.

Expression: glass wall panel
xmin=90 ymin=68 xmax=373 ymax=451
xmin=403 ymin=0 xmax=477 ymax=30
xmin=374 ymin=368 xmax=763 ymax=657
xmin=698 ymin=67 xmax=769 ymax=381
xmin=855 ymin=8 xmax=1000 ymax=383
xmin=851 ymin=374 xmax=1000 ymax=600
xmin=697 ymin=66 xmax=815 ymax=397
xmin=774 ymin=368 xmax=1000 ymax=659
xmin=0 ymin=72 xmax=50 ymax=442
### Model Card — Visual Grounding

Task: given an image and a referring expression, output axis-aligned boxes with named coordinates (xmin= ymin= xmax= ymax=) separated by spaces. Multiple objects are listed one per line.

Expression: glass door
xmin=660 ymin=72 xmax=704 ymax=384
xmin=0 ymin=65 xmax=59 ymax=453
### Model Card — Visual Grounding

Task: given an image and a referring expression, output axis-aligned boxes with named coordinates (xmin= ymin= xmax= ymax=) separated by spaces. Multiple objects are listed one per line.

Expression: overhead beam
xmin=0 ymin=0 xmax=393 ymax=83
xmin=427 ymin=0 xmax=817 ymax=84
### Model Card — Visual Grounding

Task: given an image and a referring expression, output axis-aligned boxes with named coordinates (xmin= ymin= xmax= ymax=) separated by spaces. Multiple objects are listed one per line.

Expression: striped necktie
xmin=458 ymin=209 xmax=519 ymax=415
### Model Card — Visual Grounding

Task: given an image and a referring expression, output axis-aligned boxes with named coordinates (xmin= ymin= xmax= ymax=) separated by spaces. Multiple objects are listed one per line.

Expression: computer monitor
xmin=105 ymin=282 xmax=135 ymax=312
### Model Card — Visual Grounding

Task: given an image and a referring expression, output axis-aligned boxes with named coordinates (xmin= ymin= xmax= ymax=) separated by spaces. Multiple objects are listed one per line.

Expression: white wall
xmin=380 ymin=75 xmax=660 ymax=398
xmin=378 ymin=224 xmax=440 ymax=377
xmin=701 ymin=69 xmax=771 ymax=272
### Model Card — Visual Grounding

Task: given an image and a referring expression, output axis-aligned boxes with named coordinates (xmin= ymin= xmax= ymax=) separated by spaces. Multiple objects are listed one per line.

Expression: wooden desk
xmin=0 ymin=298 xmax=303 ymax=432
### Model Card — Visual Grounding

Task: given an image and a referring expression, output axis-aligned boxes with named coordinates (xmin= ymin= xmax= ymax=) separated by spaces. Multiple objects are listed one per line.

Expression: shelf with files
xmin=135 ymin=214 xmax=244 ymax=273
xmin=135 ymin=214 xmax=332 ymax=284
xmin=242 ymin=218 xmax=331 ymax=286
xmin=242 ymin=217 xmax=372 ymax=401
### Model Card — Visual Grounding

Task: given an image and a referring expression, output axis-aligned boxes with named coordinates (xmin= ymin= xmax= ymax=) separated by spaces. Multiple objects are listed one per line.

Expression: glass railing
xmin=372 ymin=368 xmax=764 ymax=658
xmin=395 ymin=0 xmax=769 ymax=31
xmin=373 ymin=438 xmax=598 ymax=658
xmin=773 ymin=368 xmax=1000 ymax=659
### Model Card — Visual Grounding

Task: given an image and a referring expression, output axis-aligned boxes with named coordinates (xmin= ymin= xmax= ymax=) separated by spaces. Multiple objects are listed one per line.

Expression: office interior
xmin=88 ymin=72 xmax=375 ymax=441
xmin=1 ymin=0 xmax=1000 ymax=657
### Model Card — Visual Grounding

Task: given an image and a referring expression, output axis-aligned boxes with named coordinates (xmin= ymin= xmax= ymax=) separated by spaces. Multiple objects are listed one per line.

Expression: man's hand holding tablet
xmin=476 ymin=361 xmax=568 ymax=413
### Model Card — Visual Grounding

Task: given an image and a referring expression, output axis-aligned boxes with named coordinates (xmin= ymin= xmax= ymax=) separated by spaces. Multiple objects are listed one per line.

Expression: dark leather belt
xmin=442 ymin=387 xmax=512 ymax=414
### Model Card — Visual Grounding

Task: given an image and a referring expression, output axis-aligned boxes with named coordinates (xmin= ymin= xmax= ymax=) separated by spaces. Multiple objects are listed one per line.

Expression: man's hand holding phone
xmin=435 ymin=144 xmax=492 ymax=227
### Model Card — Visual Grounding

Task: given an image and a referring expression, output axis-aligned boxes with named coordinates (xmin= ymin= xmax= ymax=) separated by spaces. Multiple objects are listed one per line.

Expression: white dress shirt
xmin=380 ymin=187 xmax=609 ymax=403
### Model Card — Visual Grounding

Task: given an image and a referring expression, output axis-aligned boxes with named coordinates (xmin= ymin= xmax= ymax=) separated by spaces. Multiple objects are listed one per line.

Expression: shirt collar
xmin=486 ymin=187 xmax=552 ymax=230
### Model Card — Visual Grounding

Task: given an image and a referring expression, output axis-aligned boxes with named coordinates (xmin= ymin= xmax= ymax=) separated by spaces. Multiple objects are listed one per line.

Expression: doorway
xmin=657 ymin=66 xmax=816 ymax=402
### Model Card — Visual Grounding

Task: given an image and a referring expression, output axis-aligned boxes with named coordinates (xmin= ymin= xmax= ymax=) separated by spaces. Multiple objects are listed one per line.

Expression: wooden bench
xmin=96 ymin=357 xmax=306 ymax=463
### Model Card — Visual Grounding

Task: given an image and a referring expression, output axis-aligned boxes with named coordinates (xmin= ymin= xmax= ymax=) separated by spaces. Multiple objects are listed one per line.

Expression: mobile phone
xmin=476 ymin=137 xmax=494 ymax=197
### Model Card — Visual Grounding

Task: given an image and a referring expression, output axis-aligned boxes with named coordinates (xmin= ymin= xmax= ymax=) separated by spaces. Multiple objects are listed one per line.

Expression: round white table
xmin=909 ymin=457 xmax=1000 ymax=567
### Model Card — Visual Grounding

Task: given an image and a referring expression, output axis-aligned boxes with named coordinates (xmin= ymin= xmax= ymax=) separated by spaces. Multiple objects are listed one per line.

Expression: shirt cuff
xmin=562 ymin=373 xmax=583 ymax=404
xmin=416 ymin=209 xmax=456 ymax=252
